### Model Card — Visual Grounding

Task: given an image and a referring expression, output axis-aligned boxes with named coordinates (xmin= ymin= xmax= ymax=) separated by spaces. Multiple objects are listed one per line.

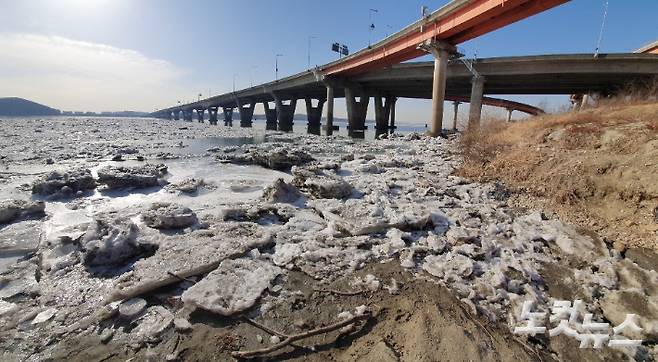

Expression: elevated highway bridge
xmin=153 ymin=53 xmax=658 ymax=136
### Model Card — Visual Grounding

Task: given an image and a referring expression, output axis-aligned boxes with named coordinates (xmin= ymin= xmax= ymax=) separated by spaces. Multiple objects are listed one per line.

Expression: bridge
xmin=154 ymin=0 xmax=576 ymax=136
xmin=152 ymin=53 xmax=658 ymax=136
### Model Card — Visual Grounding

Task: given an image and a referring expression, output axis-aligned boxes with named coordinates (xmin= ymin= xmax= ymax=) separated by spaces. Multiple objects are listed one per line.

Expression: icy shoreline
xmin=0 ymin=118 xmax=656 ymax=361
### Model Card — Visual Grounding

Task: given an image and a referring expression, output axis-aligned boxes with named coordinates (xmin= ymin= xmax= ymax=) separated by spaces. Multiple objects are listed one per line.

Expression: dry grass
xmin=457 ymin=97 xmax=658 ymax=251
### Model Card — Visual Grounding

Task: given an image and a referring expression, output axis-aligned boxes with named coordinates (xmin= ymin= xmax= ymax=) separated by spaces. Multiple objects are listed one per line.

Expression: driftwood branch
xmin=232 ymin=312 xmax=371 ymax=358
xmin=167 ymin=271 xmax=197 ymax=284
xmin=312 ymin=288 xmax=364 ymax=296
xmin=242 ymin=317 xmax=287 ymax=338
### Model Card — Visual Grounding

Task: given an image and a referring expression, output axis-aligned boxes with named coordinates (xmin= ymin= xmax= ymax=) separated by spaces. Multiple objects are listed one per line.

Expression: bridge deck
xmin=159 ymin=53 xmax=658 ymax=114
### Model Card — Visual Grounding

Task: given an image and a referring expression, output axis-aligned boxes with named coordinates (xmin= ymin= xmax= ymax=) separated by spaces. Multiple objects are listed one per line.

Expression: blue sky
xmin=0 ymin=0 xmax=656 ymax=124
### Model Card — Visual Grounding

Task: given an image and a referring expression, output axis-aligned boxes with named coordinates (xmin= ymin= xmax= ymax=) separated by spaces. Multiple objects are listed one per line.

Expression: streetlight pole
xmin=275 ymin=54 xmax=283 ymax=80
xmin=307 ymin=36 xmax=317 ymax=68
xmin=368 ymin=8 xmax=378 ymax=48
xmin=250 ymin=66 xmax=257 ymax=87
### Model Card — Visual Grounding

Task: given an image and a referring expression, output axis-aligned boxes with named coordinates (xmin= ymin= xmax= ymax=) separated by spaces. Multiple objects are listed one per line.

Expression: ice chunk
xmin=132 ymin=306 xmax=174 ymax=338
xmin=174 ymin=318 xmax=192 ymax=332
xmin=165 ymin=178 xmax=208 ymax=194
xmin=31 ymin=168 xmax=96 ymax=196
xmin=0 ymin=300 xmax=18 ymax=317
xmin=142 ymin=203 xmax=198 ymax=229
xmin=0 ymin=200 xmax=45 ymax=224
xmin=0 ymin=262 xmax=39 ymax=298
xmin=81 ymin=217 xmax=157 ymax=267
xmin=261 ymin=178 xmax=303 ymax=204
xmin=422 ymin=253 xmax=475 ymax=279
xmin=119 ymin=298 xmax=147 ymax=319
xmin=353 ymin=274 xmax=380 ymax=291
xmin=31 ymin=308 xmax=57 ymax=324
xmin=181 ymin=258 xmax=281 ymax=316
xmin=97 ymin=163 xmax=168 ymax=189
xmin=108 ymin=223 xmax=271 ymax=303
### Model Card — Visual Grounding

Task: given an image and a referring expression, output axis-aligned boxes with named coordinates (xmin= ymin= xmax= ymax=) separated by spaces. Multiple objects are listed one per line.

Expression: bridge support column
xmin=324 ymin=84 xmax=337 ymax=136
xmin=208 ymin=107 xmax=219 ymax=125
xmin=183 ymin=109 xmax=193 ymax=122
xmin=452 ymin=101 xmax=460 ymax=130
xmin=389 ymin=97 xmax=397 ymax=132
xmin=419 ymin=40 xmax=455 ymax=137
xmin=223 ymin=107 xmax=234 ymax=127
xmin=173 ymin=110 xmax=180 ymax=121
xmin=374 ymin=95 xmax=393 ymax=137
xmin=274 ymin=96 xmax=297 ymax=132
xmin=469 ymin=76 xmax=485 ymax=126
xmin=236 ymin=99 xmax=255 ymax=128
xmin=345 ymin=86 xmax=369 ymax=139
xmin=262 ymin=102 xmax=278 ymax=130
xmin=196 ymin=109 xmax=205 ymax=123
xmin=581 ymin=92 xmax=600 ymax=109
xmin=305 ymin=97 xmax=325 ymax=135
xmin=506 ymin=108 xmax=513 ymax=122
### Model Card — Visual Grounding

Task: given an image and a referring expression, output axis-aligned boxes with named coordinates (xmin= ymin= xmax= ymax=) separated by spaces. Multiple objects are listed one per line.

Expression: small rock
xmin=45 ymin=158 xmax=54 ymax=165
xmin=270 ymin=335 xmax=281 ymax=344
xmin=293 ymin=319 xmax=308 ymax=329
xmin=256 ymin=334 xmax=263 ymax=343
xmin=99 ymin=328 xmax=114 ymax=343
xmin=111 ymin=154 xmax=123 ymax=161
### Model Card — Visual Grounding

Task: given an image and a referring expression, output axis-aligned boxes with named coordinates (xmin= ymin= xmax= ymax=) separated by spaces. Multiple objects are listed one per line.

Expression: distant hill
xmin=0 ymin=97 xmax=61 ymax=116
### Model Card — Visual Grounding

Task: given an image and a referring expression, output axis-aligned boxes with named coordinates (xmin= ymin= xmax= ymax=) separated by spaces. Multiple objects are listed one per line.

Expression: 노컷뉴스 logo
xmin=513 ymin=300 xmax=644 ymax=349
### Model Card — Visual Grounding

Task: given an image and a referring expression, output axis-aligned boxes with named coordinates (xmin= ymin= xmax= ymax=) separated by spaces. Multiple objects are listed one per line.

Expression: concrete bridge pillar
xmin=173 ymin=110 xmax=180 ymax=121
xmin=345 ymin=85 xmax=369 ymax=139
xmin=506 ymin=108 xmax=513 ymax=122
xmin=374 ymin=95 xmax=393 ymax=137
xmin=236 ymin=99 xmax=255 ymax=128
xmin=452 ymin=101 xmax=460 ymax=130
xmin=274 ymin=96 xmax=297 ymax=132
xmin=208 ymin=107 xmax=219 ymax=125
xmin=196 ymin=109 xmax=205 ymax=123
xmin=262 ymin=102 xmax=278 ymax=131
xmin=223 ymin=107 xmax=234 ymax=127
xmin=183 ymin=109 xmax=193 ymax=122
xmin=324 ymin=84 xmax=337 ymax=136
xmin=581 ymin=92 xmax=600 ymax=109
xmin=389 ymin=97 xmax=397 ymax=132
xmin=418 ymin=40 xmax=456 ymax=137
xmin=469 ymin=76 xmax=485 ymax=126
xmin=305 ymin=97 xmax=325 ymax=135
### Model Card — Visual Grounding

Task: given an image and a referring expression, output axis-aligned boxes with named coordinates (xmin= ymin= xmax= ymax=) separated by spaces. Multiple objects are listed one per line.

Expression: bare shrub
xmin=458 ymin=119 xmax=509 ymax=176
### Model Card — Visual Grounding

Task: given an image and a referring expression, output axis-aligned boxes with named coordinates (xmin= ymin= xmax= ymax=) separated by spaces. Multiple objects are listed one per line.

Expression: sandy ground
xmin=0 ymin=116 xmax=656 ymax=361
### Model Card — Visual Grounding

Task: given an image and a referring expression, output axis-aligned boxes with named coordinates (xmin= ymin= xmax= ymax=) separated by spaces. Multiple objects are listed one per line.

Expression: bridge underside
xmin=165 ymin=54 xmax=656 ymax=110
xmin=154 ymin=54 xmax=658 ymax=132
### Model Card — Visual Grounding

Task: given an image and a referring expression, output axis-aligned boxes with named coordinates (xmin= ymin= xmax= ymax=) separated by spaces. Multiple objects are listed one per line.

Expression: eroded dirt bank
xmin=0 ymin=117 xmax=656 ymax=361
xmin=458 ymin=102 xmax=658 ymax=253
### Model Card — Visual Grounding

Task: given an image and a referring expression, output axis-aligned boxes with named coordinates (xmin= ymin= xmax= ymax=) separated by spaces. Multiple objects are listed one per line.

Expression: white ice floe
xmin=182 ymin=258 xmax=281 ymax=316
